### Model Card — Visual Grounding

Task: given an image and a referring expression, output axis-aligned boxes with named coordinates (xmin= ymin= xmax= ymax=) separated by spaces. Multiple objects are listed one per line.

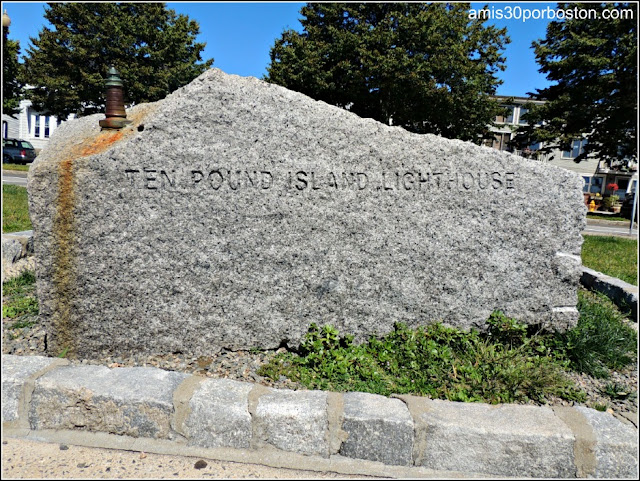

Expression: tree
xmin=515 ymin=2 xmax=637 ymax=167
xmin=21 ymin=2 xmax=213 ymax=120
xmin=3 ymin=26 xmax=23 ymax=117
xmin=265 ymin=3 xmax=510 ymax=142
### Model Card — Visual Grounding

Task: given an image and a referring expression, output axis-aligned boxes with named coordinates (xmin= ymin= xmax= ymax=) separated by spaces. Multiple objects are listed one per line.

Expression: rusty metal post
xmin=99 ymin=66 xmax=131 ymax=129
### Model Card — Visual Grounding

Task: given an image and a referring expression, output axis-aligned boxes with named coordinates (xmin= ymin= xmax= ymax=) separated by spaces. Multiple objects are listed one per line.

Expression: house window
xmin=2 ymin=121 xmax=7 ymax=139
xmin=505 ymin=106 xmax=514 ymax=123
xmin=44 ymin=116 xmax=50 ymax=138
xmin=562 ymin=139 xmax=587 ymax=159
xmin=582 ymin=175 xmax=604 ymax=194
xmin=495 ymin=105 xmax=515 ymax=124
xmin=34 ymin=115 xmax=40 ymax=138
xmin=492 ymin=132 xmax=511 ymax=151
xmin=518 ymin=107 xmax=528 ymax=125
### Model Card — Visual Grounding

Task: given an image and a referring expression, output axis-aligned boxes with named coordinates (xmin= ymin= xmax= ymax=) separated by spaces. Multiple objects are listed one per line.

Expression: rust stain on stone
xmin=76 ymin=130 xmax=124 ymax=157
xmin=48 ymin=103 xmax=157 ymax=357
xmin=52 ymin=157 xmax=77 ymax=357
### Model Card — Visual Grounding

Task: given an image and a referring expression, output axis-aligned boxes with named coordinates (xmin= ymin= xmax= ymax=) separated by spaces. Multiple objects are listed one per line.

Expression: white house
xmin=486 ymin=96 xmax=638 ymax=203
xmin=2 ymin=98 xmax=75 ymax=151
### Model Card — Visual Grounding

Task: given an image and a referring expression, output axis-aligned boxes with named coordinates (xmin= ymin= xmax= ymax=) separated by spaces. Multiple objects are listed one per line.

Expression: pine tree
xmin=21 ymin=3 xmax=213 ymax=120
xmin=516 ymin=2 xmax=637 ymax=167
xmin=266 ymin=3 xmax=510 ymax=142
xmin=3 ymin=27 xmax=23 ymax=117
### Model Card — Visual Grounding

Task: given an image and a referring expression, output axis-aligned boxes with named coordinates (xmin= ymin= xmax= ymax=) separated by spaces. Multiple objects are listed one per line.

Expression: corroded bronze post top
xmin=99 ymin=66 xmax=132 ymax=129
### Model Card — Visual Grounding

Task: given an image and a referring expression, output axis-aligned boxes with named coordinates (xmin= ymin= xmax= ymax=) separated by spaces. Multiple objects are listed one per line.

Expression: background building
xmin=2 ymin=98 xmax=74 ymax=151
xmin=487 ymin=96 xmax=638 ymax=206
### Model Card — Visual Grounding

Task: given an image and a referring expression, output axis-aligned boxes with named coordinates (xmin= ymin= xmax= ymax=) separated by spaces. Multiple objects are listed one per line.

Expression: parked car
xmin=2 ymin=138 xmax=37 ymax=164
xmin=620 ymin=190 xmax=638 ymax=221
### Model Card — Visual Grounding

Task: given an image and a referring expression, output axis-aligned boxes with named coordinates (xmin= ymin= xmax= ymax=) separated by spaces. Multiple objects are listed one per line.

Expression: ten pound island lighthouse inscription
xmin=27 ymin=69 xmax=586 ymax=358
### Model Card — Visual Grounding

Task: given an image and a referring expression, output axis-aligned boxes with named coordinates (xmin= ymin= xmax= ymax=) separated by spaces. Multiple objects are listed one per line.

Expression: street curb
xmin=580 ymin=267 xmax=638 ymax=321
xmin=2 ymin=354 xmax=637 ymax=478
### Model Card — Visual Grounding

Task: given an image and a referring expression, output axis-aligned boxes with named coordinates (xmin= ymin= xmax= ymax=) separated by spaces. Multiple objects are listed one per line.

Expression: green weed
xmin=259 ymin=317 xmax=583 ymax=404
xmin=2 ymin=185 xmax=32 ymax=233
xmin=3 ymin=296 xmax=39 ymax=319
xmin=557 ymin=290 xmax=637 ymax=378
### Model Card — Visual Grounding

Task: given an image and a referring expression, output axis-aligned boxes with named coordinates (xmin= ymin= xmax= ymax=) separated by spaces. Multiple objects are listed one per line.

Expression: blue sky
xmin=3 ymin=1 xmax=558 ymax=97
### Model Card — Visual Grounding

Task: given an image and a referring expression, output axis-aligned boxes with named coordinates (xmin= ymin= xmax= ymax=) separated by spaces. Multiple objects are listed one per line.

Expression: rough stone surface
xmin=183 ymin=378 xmax=253 ymax=449
xmin=339 ymin=391 xmax=413 ymax=465
xmin=27 ymin=68 xmax=586 ymax=356
xmin=581 ymin=266 xmax=638 ymax=320
xmin=28 ymin=365 xmax=187 ymax=439
xmin=1 ymin=354 xmax=62 ymax=423
xmin=575 ymin=406 xmax=639 ymax=478
xmin=413 ymin=399 xmax=576 ymax=477
xmin=2 ymin=237 xmax=23 ymax=264
xmin=254 ymin=389 xmax=329 ymax=457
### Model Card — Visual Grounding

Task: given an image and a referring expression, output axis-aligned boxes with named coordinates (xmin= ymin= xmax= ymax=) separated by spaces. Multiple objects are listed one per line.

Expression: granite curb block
xmin=2 ymin=355 xmax=637 ymax=478
xmin=580 ymin=266 xmax=638 ymax=321
xmin=1 ymin=231 xmax=34 ymax=266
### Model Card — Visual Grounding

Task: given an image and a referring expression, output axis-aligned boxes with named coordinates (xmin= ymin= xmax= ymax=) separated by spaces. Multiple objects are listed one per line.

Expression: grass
xmin=557 ymin=289 xmax=637 ymax=378
xmin=2 ymin=185 xmax=32 ymax=233
xmin=258 ymin=289 xmax=637 ymax=404
xmin=2 ymin=270 xmax=39 ymax=326
xmin=2 ymin=163 xmax=30 ymax=172
xmin=586 ymin=212 xmax=631 ymax=222
xmin=581 ymin=235 xmax=638 ymax=285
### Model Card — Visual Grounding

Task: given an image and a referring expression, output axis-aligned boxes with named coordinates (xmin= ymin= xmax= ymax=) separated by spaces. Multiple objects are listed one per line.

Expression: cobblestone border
xmin=580 ymin=267 xmax=638 ymax=322
xmin=2 ymin=355 xmax=637 ymax=478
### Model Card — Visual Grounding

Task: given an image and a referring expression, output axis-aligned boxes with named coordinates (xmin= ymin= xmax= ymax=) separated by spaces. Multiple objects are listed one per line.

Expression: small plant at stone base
xmin=602 ymin=383 xmax=631 ymax=400
xmin=2 ymin=270 xmax=39 ymax=322
xmin=258 ymin=319 xmax=586 ymax=404
xmin=557 ymin=290 xmax=637 ymax=378
xmin=592 ymin=403 xmax=609 ymax=412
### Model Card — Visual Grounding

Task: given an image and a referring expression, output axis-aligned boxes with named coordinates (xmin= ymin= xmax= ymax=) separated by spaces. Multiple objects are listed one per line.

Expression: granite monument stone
xmin=27 ymin=68 xmax=586 ymax=357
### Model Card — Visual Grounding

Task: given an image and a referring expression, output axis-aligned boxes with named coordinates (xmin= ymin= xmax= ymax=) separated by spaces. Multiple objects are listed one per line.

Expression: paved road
xmin=2 ymin=169 xmax=28 ymax=187
xmin=583 ymin=224 xmax=638 ymax=237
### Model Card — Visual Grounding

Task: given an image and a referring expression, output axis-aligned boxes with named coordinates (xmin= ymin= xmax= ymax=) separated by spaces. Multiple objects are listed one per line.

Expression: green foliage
xmin=259 ymin=316 xmax=583 ymax=404
xmin=581 ymin=235 xmax=637 ymax=285
xmin=603 ymin=196 xmax=619 ymax=209
xmin=3 ymin=27 xmax=23 ymax=116
xmin=266 ymin=3 xmax=509 ymax=142
xmin=2 ymin=270 xmax=36 ymax=297
xmin=21 ymin=2 xmax=214 ymax=120
xmin=602 ymin=382 xmax=631 ymax=400
xmin=2 ymin=270 xmax=38 ymax=324
xmin=558 ymin=290 xmax=637 ymax=378
xmin=2 ymin=296 xmax=38 ymax=319
xmin=515 ymin=3 xmax=637 ymax=167
xmin=2 ymin=185 xmax=32 ymax=233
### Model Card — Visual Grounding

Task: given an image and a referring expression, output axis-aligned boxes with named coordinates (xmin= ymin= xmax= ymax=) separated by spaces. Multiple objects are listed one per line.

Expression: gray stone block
xmin=28 ymin=68 xmax=586 ymax=356
xmin=2 ymin=354 xmax=64 ymax=423
xmin=581 ymin=266 xmax=638 ymax=320
xmin=413 ymin=399 xmax=575 ymax=477
xmin=28 ymin=365 xmax=187 ymax=439
xmin=254 ymin=389 xmax=329 ymax=456
xmin=339 ymin=392 xmax=413 ymax=465
xmin=575 ymin=406 xmax=638 ymax=478
xmin=184 ymin=378 xmax=253 ymax=449
xmin=1 ymin=237 xmax=23 ymax=264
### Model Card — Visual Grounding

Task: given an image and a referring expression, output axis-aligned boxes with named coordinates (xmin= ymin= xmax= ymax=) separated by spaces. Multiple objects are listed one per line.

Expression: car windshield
xmin=18 ymin=141 xmax=34 ymax=149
